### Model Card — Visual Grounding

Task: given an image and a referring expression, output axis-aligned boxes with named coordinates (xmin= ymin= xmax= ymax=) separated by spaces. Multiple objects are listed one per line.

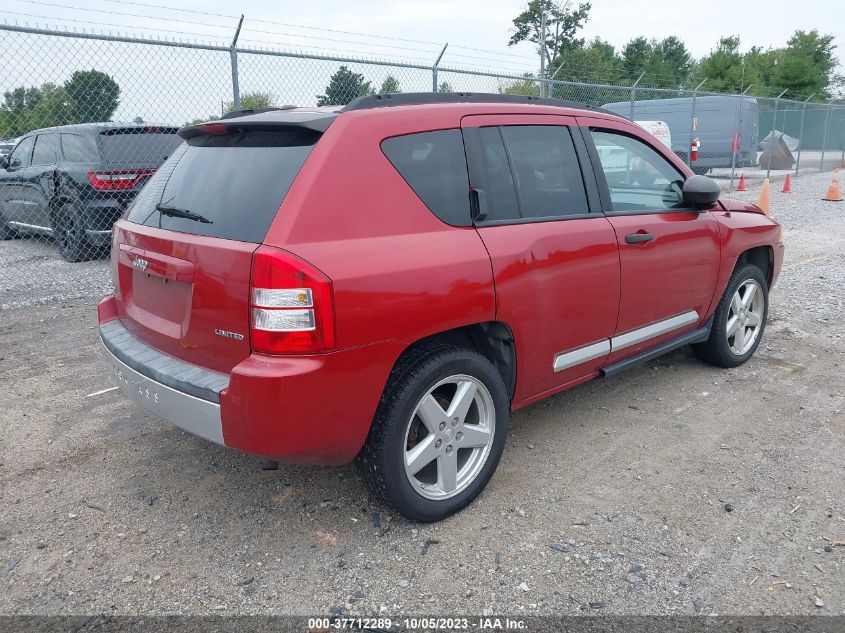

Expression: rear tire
xmin=54 ymin=202 xmax=92 ymax=262
xmin=693 ymin=263 xmax=768 ymax=367
xmin=359 ymin=345 xmax=509 ymax=522
xmin=0 ymin=207 xmax=16 ymax=240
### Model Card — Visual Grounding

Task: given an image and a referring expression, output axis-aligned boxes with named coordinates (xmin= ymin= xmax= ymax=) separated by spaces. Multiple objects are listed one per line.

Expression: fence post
xmin=819 ymin=104 xmax=833 ymax=172
xmin=794 ymin=94 xmax=814 ymax=175
xmin=229 ymin=15 xmax=244 ymax=111
xmin=729 ymin=85 xmax=752 ymax=188
xmin=629 ymin=73 xmax=644 ymax=121
xmin=431 ymin=43 xmax=448 ymax=93
xmin=688 ymin=78 xmax=706 ymax=168
xmin=766 ymin=89 xmax=788 ymax=179
xmin=538 ymin=11 xmax=546 ymax=98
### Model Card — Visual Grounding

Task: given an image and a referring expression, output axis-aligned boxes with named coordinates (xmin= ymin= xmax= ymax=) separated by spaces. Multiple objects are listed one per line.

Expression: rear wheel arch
xmin=394 ymin=322 xmax=517 ymax=403
xmin=49 ymin=195 xmax=81 ymax=226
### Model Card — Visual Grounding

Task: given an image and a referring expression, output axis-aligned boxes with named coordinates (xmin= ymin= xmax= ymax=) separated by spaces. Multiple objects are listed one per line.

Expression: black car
xmin=0 ymin=123 xmax=182 ymax=261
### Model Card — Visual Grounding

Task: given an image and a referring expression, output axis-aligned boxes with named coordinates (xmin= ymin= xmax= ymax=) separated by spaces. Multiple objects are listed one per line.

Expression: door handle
xmin=625 ymin=232 xmax=654 ymax=244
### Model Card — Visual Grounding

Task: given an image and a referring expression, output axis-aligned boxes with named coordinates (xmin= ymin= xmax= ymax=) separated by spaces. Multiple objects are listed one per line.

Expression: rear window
xmin=381 ymin=129 xmax=471 ymax=226
xmin=98 ymin=128 xmax=183 ymax=166
xmin=125 ymin=128 xmax=319 ymax=243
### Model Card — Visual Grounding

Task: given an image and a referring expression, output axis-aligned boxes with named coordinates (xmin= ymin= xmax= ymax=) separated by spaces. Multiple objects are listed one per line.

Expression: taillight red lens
xmin=87 ymin=170 xmax=155 ymax=191
xmin=249 ymin=246 xmax=335 ymax=354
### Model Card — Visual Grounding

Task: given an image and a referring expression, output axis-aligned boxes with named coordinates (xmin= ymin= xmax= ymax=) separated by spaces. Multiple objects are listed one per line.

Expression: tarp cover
xmin=759 ymin=130 xmax=796 ymax=169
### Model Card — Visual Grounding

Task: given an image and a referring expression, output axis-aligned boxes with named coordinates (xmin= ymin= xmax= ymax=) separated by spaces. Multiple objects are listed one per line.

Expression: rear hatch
xmin=112 ymin=116 xmax=330 ymax=373
xmin=92 ymin=126 xmax=183 ymax=191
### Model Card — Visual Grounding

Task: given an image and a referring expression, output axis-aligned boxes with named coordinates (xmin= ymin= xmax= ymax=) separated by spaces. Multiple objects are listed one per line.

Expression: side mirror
xmin=0 ymin=156 xmax=9 ymax=170
xmin=682 ymin=175 xmax=721 ymax=208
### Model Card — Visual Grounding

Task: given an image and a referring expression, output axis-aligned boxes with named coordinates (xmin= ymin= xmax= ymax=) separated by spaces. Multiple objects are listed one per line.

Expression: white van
xmin=635 ymin=120 xmax=672 ymax=149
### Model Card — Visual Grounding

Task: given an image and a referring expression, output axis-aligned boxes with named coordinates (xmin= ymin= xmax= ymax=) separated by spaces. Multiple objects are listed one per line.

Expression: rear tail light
xmin=87 ymin=169 xmax=155 ymax=191
xmin=249 ymin=246 xmax=335 ymax=354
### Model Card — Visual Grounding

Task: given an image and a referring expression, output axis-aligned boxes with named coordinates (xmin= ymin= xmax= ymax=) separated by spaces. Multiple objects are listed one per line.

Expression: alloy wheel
xmin=403 ymin=374 xmax=496 ymax=501
xmin=726 ymin=279 xmax=764 ymax=355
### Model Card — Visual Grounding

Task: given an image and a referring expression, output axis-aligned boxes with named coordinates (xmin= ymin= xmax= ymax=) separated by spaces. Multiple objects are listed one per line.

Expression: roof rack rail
xmin=220 ymin=106 xmax=298 ymax=120
xmin=340 ymin=92 xmax=603 ymax=113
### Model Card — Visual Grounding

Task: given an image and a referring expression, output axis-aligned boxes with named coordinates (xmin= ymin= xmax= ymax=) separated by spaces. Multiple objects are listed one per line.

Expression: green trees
xmin=679 ymin=30 xmax=836 ymax=98
xmin=379 ymin=75 xmax=401 ymax=94
xmin=508 ymin=0 xmax=592 ymax=68
xmin=317 ymin=66 xmax=373 ymax=106
xmin=507 ymin=2 xmax=837 ymax=99
xmin=224 ymin=91 xmax=275 ymax=114
xmin=0 ymin=70 xmax=120 ymax=137
xmin=64 ymin=70 xmax=120 ymax=123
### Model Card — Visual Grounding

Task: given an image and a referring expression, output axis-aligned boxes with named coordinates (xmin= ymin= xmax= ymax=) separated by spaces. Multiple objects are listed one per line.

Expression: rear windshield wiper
xmin=155 ymin=204 xmax=213 ymax=224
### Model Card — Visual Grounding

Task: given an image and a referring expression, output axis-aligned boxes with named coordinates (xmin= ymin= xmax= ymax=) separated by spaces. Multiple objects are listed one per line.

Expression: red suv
xmin=98 ymin=94 xmax=784 ymax=522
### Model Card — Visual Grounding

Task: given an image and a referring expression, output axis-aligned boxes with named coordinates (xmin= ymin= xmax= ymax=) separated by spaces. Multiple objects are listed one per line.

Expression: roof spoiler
xmin=340 ymin=91 xmax=614 ymax=114
xmin=220 ymin=106 xmax=298 ymax=120
xmin=178 ymin=111 xmax=337 ymax=140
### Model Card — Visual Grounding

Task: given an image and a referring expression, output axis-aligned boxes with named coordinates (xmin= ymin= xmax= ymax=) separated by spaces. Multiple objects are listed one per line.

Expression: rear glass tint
xmin=98 ymin=128 xmax=183 ymax=166
xmin=61 ymin=133 xmax=98 ymax=163
xmin=125 ymin=128 xmax=319 ymax=243
xmin=381 ymin=129 xmax=470 ymax=226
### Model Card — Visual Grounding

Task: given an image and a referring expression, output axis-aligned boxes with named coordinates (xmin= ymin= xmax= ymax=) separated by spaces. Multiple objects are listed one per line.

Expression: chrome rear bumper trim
xmin=102 ymin=341 xmax=225 ymax=445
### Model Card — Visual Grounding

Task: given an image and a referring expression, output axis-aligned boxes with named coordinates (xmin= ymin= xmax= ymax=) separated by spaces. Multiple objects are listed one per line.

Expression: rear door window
xmin=126 ymin=128 xmax=320 ymax=243
xmin=98 ymin=128 xmax=183 ymax=166
xmin=474 ymin=126 xmax=520 ymax=222
xmin=61 ymin=133 xmax=98 ymax=163
xmin=31 ymin=134 xmax=58 ymax=166
xmin=381 ymin=129 xmax=470 ymax=226
xmin=500 ymin=125 xmax=588 ymax=218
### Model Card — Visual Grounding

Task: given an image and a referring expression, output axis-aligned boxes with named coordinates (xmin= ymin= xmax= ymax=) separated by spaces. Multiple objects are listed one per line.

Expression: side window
xmin=590 ymin=129 xmax=685 ymax=212
xmin=31 ymin=134 xmax=58 ymax=166
xmin=61 ymin=134 xmax=97 ymax=163
xmin=381 ymin=129 xmax=471 ymax=226
xmin=476 ymin=126 xmax=519 ymax=221
xmin=8 ymin=136 xmax=35 ymax=168
xmin=500 ymin=125 xmax=588 ymax=218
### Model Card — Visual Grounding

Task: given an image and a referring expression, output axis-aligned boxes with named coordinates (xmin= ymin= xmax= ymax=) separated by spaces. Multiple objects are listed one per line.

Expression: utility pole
xmin=538 ymin=10 xmax=546 ymax=98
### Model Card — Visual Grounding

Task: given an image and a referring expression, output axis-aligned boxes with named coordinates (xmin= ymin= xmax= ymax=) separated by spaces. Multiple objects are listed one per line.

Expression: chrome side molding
xmin=553 ymin=340 xmax=611 ymax=373
xmin=611 ymin=311 xmax=699 ymax=352
xmin=553 ymin=311 xmax=700 ymax=373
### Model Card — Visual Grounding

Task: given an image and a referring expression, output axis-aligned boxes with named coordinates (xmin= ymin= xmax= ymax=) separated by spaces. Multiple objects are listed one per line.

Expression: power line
xmin=1 ymin=9 xmax=532 ymax=74
xmin=94 ymin=0 xmax=540 ymax=62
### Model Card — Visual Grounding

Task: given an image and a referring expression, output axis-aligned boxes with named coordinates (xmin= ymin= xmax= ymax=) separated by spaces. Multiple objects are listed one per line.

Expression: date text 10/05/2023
xmin=308 ymin=617 xmax=528 ymax=630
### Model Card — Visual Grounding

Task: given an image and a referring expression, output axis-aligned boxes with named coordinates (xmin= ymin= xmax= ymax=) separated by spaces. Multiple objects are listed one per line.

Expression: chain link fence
xmin=1 ymin=23 xmax=844 ymax=290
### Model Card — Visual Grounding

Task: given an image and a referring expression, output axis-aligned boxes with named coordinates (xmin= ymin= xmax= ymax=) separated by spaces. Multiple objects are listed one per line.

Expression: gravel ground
xmin=1 ymin=170 xmax=843 ymax=617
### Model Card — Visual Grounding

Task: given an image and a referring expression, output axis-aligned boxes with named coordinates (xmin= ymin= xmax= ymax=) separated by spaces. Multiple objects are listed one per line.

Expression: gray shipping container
xmin=602 ymin=96 xmax=759 ymax=173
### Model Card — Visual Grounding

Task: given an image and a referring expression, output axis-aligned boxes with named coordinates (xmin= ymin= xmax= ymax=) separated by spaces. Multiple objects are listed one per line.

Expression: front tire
xmin=359 ymin=346 xmax=509 ymax=522
xmin=693 ymin=263 xmax=768 ymax=367
xmin=54 ymin=202 xmax=92 ymax=262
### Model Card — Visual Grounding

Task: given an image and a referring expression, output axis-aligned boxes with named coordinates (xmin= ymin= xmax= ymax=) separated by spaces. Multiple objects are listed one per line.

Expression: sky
xmin=1 ymin=0 xmax=843 ymax=123
xmin=3 ymin=0 xmax=844 ymax=73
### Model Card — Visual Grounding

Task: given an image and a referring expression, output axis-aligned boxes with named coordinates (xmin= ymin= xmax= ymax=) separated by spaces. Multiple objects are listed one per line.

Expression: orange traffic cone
xmin=781 ymin=174 xmax=792 ymax=193
xmin=737 ymin=174 xmax=747 ymax=191
xmin=822 ymin=178 xmax=843 ymax=202
xmin=757 ymin=178 xmax=771 ymax=216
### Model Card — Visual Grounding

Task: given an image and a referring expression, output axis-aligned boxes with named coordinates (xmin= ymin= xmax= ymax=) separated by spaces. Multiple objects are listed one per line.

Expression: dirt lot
xmin=1 ymin=171 xmax=843 ymax=617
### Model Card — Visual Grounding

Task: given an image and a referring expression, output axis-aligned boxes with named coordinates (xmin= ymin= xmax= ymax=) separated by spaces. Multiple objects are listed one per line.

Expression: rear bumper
xmin=102 ymin=340 xmax=224 ymax=444
xmin=97 ymin=296 xmax=403 ymax=465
